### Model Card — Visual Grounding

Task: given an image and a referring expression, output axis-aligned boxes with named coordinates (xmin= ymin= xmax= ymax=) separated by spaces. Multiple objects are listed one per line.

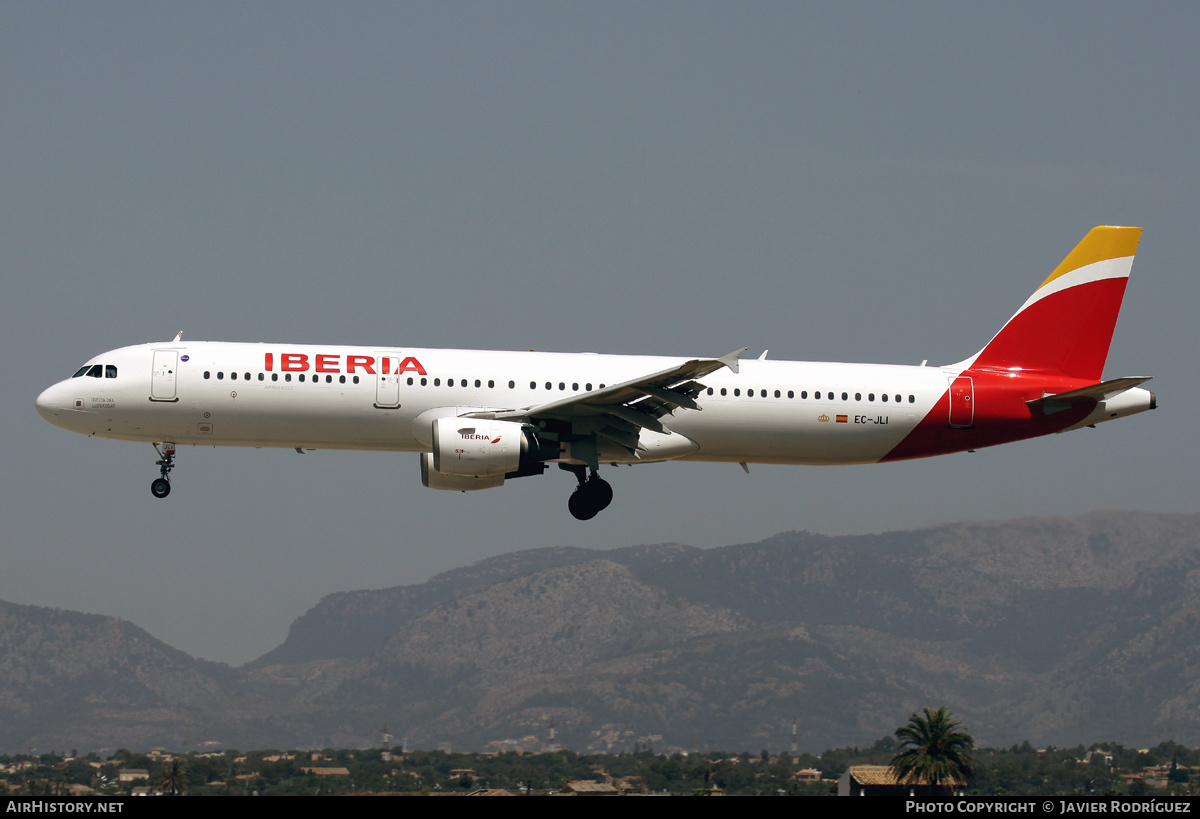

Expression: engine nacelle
xmin=432 ymin=417 xmax=524 ymax=477
xmin=421 ymin=417 xmax=559 ymax=491
xmin=420 ymin=452 xmax=506 ymax=491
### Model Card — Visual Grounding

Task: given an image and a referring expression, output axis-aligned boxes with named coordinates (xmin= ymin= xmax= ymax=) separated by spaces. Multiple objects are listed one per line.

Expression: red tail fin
xmin=965 ymin=226 xmax=1141 ymax=380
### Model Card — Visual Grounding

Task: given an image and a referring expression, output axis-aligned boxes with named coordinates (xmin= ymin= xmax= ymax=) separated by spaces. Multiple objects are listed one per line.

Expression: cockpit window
xmin=105 ymin=365 xmax=118 ymax=378
xmin=86 ymin=365 xmax=103 ymax=378
xmin=72 ymin=366 xmax=90 ymax=378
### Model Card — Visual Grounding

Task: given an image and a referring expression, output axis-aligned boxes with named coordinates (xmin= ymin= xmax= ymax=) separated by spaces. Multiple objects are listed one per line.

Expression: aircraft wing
xmin=473 ymin=348 xmax=746 ymax=453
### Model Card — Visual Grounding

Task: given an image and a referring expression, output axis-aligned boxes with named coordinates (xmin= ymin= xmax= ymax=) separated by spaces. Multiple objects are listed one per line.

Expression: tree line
xmin=2 ymin=726 xmax=1197 ymax=795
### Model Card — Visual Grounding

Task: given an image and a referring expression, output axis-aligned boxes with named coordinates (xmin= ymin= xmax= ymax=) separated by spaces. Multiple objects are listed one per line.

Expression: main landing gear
xmin=151 ymin=442 xmax=176 ymax=499
xmin=564 ymin=465 xmax=614 ymax=521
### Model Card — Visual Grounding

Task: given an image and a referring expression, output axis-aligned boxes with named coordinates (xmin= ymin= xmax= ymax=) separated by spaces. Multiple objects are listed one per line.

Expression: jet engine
xmin=421 ymin=417 xmax=558 ymax=491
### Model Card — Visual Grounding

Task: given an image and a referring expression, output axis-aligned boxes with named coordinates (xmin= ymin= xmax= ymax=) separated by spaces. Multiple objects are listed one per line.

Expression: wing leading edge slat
xmin=488 ymin=348 xmax=747 ymax=432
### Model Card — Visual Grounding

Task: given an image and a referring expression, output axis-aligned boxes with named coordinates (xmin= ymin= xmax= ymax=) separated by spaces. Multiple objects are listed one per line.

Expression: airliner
xmin=36 ymin=226 xmax=1155 ymax=519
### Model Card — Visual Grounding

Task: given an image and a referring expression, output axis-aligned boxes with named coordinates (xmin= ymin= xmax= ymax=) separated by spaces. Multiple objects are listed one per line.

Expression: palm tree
xmin=890 ymin=706 xmax=976 ymax=795
xmin=154 ymin=758 xmax=189 ymax=797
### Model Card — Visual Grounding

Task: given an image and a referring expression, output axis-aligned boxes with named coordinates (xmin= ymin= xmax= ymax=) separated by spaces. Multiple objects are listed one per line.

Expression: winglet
xmin=718 ymin=347 xmax=748 ymax=374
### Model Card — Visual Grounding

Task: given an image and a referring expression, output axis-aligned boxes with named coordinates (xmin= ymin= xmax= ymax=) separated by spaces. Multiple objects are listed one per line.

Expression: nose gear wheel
xmin=151 ymin=442 xmax=176 ymax=499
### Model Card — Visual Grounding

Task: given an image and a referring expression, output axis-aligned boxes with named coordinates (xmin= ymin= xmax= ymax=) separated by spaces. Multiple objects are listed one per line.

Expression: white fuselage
xmin=36 ymin=341 xmax=953 ymax=466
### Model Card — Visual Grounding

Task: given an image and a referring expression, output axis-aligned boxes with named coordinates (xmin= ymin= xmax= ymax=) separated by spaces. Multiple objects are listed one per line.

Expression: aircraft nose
xmin=36 ymin=382 xmax=72 ymax=426
xmin=36 ymin=386 xmax=55 ymax=421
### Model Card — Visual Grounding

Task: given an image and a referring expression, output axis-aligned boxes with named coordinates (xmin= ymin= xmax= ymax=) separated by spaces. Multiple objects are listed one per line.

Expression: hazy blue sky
xmin=4 ymin=3 xmax=1196 ymax=664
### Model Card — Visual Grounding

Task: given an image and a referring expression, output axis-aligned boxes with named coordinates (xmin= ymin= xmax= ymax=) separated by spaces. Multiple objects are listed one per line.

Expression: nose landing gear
xmin=151 ymin=442 xmax=176 ymax=498
xmin=565 ymin=466 xmax=614 ymax=521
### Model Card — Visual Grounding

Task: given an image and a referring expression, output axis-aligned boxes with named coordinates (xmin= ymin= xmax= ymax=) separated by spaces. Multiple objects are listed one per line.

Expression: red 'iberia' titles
xmin=263 ymin=353 xmax=427 ymax=375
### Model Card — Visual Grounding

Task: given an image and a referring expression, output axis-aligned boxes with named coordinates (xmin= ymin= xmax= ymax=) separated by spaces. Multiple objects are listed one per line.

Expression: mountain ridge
xmin=3 ymin=511 xmax=1198 ymax=753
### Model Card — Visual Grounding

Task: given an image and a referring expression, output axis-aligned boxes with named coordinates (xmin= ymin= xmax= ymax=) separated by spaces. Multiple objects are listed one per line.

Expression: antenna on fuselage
xmin=172 ymin=331 xmax=183 ymax=342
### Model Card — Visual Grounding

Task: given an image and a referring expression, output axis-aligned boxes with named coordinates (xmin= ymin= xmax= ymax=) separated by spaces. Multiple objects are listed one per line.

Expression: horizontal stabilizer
xmin=1027 ymin=377 xmax=1153 ymax=415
